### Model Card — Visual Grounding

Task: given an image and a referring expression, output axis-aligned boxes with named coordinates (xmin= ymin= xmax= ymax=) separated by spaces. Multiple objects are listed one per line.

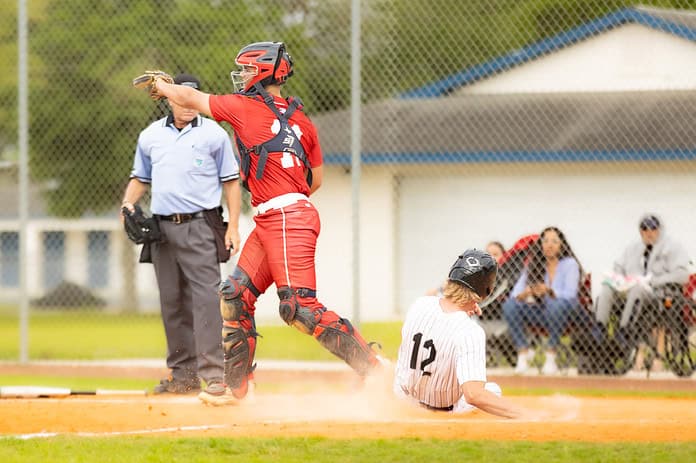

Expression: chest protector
xmin=234 ymin=84 xmax=313 ymax=191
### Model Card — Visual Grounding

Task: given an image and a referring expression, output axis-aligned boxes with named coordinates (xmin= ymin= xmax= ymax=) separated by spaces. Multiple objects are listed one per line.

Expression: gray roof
xmin=313 ymin=91 xmax=696 ymax=164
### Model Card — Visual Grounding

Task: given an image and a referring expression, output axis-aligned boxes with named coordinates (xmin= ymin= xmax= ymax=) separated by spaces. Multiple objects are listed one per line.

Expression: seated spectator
xmin=486 ymin=241 xmax=506 ymax=263
xmin=502 ymin=227 xmax=581 ymax=375
xmin=593 ymin=214 xmax=690 ymax=365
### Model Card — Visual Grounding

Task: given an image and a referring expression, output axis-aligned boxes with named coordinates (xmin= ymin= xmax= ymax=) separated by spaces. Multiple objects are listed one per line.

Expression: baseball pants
xmin=235 ymin=199 xmax=361 ymax=335
xmin=151 ymin=218 xmax=224 ymax=385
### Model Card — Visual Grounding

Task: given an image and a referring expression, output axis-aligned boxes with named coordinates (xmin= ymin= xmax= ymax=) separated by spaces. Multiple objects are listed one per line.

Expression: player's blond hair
xmin=442 ymin=280 xmax=482 ymax=307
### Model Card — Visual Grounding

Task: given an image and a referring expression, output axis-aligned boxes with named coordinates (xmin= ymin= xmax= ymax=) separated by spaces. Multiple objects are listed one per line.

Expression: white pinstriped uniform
xmin=393 ymin=296 xmax=488 ymax=410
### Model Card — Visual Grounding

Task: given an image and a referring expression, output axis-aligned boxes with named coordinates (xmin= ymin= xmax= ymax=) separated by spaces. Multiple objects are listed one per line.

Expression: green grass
xmin=0 ymin=438 xmax=694 ymax=463
xmin=0 ymin=312 xmax=402 ymax=361
xmin=0 ymin=312 xmax=168 ymax=359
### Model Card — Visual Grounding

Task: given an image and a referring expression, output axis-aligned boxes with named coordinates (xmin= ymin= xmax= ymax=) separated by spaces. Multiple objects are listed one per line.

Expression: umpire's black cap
xmin=448 ymin=249 xmax=498 ymax=299
xmin=174 ymin=73 xmax=201 ymax=90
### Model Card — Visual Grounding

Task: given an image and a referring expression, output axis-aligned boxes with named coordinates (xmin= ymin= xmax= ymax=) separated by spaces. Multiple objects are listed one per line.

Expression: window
xmin=0 ymin=232 xmax=19 ymax=287
xmin=87 ymin=231 xmax=109 ymax=288
xmin=43 ymin=231 xmax=65 ymax=289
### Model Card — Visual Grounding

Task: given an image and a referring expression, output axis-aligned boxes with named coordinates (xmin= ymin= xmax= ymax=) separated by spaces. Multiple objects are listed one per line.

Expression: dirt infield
xmin=1 ymin=389 xmax=695 ymax=441
xmin=2 ymin=363 xmax=696 ymax=441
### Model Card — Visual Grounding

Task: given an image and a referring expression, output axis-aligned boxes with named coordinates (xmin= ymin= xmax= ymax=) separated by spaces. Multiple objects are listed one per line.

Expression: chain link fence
xmin=1 ymin=0 xmax=695 ymax=377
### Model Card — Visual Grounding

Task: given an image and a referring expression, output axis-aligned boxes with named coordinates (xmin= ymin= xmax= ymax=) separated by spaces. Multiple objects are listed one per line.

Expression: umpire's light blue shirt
xmin=131 ymin=114 xmax=238 ymax=215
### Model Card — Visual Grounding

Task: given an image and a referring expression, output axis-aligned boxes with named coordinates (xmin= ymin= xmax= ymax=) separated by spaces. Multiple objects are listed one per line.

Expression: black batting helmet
xmin=448 ymin=249 xmax=498 ymax=299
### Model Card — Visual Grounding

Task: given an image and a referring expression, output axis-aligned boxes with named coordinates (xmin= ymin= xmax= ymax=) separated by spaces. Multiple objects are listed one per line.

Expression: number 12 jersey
xmin=393 ymin=296 xmax=487 ymax=409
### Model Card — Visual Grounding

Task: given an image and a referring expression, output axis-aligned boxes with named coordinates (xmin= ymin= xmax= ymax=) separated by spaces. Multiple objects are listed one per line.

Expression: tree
xmin=28 ymin=0 xmax=303 ymax=216
xmin=0 ymin=0 xmax=47 ymax=166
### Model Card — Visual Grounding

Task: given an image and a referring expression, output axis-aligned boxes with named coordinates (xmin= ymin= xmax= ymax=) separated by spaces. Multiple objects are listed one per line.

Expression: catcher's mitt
xmin=122 ymin=205 xmax=162 ymax=245
xmin=132 ymin=70 xmax=174 ymax=100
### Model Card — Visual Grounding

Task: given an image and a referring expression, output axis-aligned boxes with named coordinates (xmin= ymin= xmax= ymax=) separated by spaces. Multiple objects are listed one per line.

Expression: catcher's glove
xmin=122 ymin=205 xmax=162 ymax=245
xmin=132 ymin=70 xmax=174 ymax=100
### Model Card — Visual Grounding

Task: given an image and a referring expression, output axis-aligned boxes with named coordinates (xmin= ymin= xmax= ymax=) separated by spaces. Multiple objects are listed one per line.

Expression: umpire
xmin=121 ymin=73 xmax=241 ymax=394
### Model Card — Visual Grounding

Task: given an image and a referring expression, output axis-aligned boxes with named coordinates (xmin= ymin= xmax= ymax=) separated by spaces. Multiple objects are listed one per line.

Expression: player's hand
xmin=531 ymin=283 xmax=548 ymax=297
xmin=516 ymin=286 xmax=531 ymax=301
xmin=120 ymin=201 xmax=135 ymax=224
xmin=637 ymin=274 xmax=653 ymax=292
xmin=225 ymin=225 xmax=240 ymax=256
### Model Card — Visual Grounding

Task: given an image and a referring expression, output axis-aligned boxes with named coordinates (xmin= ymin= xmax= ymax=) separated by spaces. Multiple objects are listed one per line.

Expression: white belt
xmin=256 ymin=193 xmax=309 ymax=215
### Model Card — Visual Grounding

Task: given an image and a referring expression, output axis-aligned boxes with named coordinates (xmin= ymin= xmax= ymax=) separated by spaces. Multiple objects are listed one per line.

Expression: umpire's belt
xmin=256 ymin=193 xmax=309 ymax=215
xmin=155 ymin=211 xmax=205 ymax=224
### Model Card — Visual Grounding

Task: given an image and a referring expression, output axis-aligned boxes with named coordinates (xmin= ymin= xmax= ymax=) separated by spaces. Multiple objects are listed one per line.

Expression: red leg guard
xmin=278 ymin=289 xmax=380 ymax=376
xmin=312 ymin=311 xmax=379 ymax=376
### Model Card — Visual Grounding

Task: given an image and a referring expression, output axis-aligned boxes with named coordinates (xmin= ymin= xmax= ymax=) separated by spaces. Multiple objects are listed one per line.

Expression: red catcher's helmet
xmin=231 ymin=41 xmax=294 ymax=93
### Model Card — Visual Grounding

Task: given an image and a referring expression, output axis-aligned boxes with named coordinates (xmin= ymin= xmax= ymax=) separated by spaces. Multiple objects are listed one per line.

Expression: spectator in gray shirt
xmin=594 ymin=214 xmax=690 ymax=332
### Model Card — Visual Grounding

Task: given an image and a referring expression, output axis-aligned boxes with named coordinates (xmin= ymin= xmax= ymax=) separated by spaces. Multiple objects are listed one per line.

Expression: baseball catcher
xmin=133 ymin=42 xmax=387 ymax=406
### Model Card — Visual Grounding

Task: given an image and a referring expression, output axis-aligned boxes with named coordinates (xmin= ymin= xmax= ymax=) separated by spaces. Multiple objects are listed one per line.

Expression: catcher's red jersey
xmin=209 ymin=93 xmax=322 ymax=205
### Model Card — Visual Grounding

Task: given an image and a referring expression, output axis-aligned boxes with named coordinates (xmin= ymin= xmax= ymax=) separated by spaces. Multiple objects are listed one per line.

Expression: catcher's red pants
xmin=236 ymin=198 xmax=357 ymax=333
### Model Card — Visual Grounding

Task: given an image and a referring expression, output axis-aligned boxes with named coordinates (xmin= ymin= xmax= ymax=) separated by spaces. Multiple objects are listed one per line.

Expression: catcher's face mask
xmin=231 ymin=64 xmax=258 ymax=93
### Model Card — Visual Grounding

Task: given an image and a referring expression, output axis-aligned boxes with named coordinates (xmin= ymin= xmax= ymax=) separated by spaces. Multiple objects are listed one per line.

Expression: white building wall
xmin=397 ymin=163 xmax=696 ymax=314
xmin=2 ymin=163 xmax=693 ymax=323
xmin=458 ymin=24 xmax=696 ymax=94
xmin=0 ymin=219 xmax=121 ymax=303
xmin=64 ymin=230 xmax=87 ymax=286
xmin=26 ymin=223 xmax=42 ymax=296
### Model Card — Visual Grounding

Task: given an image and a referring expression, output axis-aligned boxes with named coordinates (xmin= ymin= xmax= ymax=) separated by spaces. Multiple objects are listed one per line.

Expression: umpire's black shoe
xmin=152 ymin=376 xmax=201 ymax=395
